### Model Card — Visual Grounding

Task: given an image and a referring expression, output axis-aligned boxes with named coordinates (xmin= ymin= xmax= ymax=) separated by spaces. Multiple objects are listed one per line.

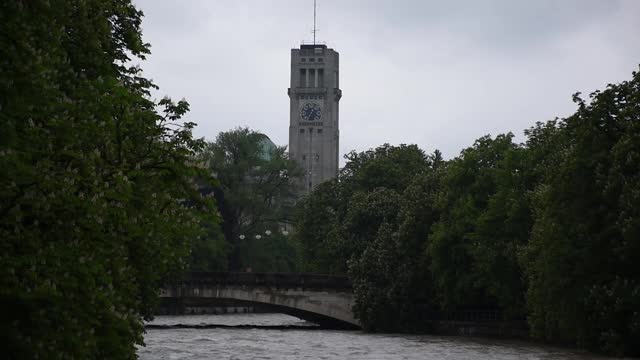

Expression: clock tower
xmin=288 ymin=44 xmax=341 ymax=194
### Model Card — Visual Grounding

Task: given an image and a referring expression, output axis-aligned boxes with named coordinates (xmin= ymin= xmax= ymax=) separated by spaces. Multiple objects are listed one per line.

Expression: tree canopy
xmin=197 ymin=127 xmax=302 ymax=272
xmin=521 ymin=73 xmax=640 ymax=354
xmin=294 ymin=68 xmax=640 ymax=356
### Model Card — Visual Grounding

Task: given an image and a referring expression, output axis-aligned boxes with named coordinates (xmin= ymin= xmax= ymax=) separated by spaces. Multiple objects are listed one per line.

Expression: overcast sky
xmin=133 ymin=0 xmax=640 ymax=161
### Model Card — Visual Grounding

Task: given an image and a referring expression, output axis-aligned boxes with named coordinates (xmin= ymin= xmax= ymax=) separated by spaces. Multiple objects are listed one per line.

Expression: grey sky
xmin=134 ymin=0 xmax=640 ymax=161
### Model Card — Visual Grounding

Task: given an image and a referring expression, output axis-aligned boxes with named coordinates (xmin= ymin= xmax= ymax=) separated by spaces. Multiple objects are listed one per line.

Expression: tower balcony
xmin=294 ymin=87 xmax=327 ymax=93
xmin=287 ymin=87 xmax=341 ymax=101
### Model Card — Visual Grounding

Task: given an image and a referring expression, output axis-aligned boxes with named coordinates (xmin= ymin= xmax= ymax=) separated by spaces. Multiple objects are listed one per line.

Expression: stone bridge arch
xmin=160 ymin=272 xmax=359 ymax=329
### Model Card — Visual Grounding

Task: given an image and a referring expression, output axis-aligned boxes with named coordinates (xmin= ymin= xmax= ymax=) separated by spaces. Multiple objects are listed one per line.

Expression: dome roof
xmin=256 ymin=133 xmax=277 ymax=161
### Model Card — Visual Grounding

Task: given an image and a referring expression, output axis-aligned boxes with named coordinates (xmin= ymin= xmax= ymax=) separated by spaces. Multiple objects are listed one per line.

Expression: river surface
xmin=139 ymin=313 xmax=620 ymax=360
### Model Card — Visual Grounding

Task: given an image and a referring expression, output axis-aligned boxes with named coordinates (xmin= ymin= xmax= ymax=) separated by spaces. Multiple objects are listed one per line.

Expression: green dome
xmin=256 ymin=133 xmax=277 ymax=161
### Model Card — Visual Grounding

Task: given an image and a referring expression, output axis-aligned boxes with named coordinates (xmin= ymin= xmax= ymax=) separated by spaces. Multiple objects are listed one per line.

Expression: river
xmin=139 ymin=313 xmax=618 ymax=359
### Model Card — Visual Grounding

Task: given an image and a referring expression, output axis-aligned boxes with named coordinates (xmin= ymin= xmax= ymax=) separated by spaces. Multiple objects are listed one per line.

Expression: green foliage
xmin=242 ymin=232 xmax=300 ymax=273
xmin=294 ymin=179 xmax=344 ymax=273
xmin=295 ymin=144 xmax=428 ymax=274
xmin=199 ymin=127 xmax=302 ymax=271
xmin=349 ymin=179 xmax=440 ymax=332
xmin=0 ymin=0 xmax=214 ymax=358
xmin=189 ymin=213 xmax=228 ymax=272
xmin=341 ymin=143 xmax=430 ymax=193
xmin=429 ymin=134 xmax=530 ymax=317
xmin=521 ymin=70 xmax=640 ymax=355
xmin=296 ymin=144 xmax=442 ymax=330
xmin=350 ymin=220 xmax=405 ymax=331
xmin=295 ymin=68 xmax=640 ymax=355
xmin=295 ymin=143 xmax=431 ymax=274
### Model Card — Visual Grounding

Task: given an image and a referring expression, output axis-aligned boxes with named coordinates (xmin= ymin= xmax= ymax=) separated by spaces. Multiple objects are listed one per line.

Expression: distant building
xmin=288 ymin=44 xmax=341 ymax=194
xmin=256 ymin=133 xmax=277 ymax=161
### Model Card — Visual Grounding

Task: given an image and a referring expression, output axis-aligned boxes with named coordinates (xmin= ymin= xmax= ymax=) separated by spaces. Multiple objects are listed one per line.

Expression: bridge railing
xmin=172 ymin=272 xmax=352 ymax=290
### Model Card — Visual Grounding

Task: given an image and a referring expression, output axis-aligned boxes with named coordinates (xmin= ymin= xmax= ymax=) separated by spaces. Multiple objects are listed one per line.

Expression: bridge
xmin=160 ymin=272 xmax=359 ymax=329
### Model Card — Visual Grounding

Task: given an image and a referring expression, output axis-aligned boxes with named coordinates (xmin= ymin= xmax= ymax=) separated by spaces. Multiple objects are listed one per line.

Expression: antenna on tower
xmin=312 ymin=0 xmax=317 ymax=45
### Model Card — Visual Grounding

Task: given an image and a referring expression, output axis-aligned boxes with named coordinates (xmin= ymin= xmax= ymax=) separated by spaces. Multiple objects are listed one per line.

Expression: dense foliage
xmin=295 ymin=145 xmax=443 ymax=330
xmin=0 ymin=1 xmax=216 ymax=358
xmin=521 ymin=76 xmax=640 ymax=355
xmin=429 ymin=134 xmax=531 ymax=318
xmin=295 ymin=69 xmax=640 ymax=355
xmin=197 ymin=128 xmax=302 ymax=272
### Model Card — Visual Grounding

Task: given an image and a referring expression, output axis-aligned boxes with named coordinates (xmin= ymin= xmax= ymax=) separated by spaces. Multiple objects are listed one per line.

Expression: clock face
xmin=301 ymin=102 xmax=322 ymax=121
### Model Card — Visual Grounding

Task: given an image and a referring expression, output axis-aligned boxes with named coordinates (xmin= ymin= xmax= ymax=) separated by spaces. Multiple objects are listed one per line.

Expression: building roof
xmin=300 ymin=44 xmax=327 ymax=50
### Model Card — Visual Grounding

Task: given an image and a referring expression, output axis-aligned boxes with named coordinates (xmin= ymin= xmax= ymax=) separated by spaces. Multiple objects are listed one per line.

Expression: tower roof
xmin=300 ymin=44 xmax=327 ymax=50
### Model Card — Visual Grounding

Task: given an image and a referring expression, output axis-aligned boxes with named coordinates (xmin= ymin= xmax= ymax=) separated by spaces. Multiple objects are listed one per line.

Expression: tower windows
xmin=309 ymin=68 xmax=316 ymax=87
xmin=300 ymin=128 xmax=305 ymax=133
xmin=299 ymin=69 xmax=306 ymax=87
xmin=299 ymin=68 xmax=325 ymax=87
xmin=317 ymin=129 xmax=323 ymax=134
xmin=309 ymin=58 xmax=315 ymax=62
xmin=301 ymin=58 xmax=307 ymax=62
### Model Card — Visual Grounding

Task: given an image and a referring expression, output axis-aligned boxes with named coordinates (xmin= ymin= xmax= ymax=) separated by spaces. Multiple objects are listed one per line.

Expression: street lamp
xmin=239 ymin=234 xmax=245 ymax=240
xmin=265 ymin=230 xmax=272 ymax=236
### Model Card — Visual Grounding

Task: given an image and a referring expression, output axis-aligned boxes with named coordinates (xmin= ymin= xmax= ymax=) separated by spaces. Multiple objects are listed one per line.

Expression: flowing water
xmin=139 ymin=314 xmax=619 ymax=359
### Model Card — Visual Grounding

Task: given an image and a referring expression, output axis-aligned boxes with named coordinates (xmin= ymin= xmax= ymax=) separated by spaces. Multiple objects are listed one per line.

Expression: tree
xmin=521 ymin=69 xmax=640 ymax=355
xmin=295 ymin=143 xmax=430 ymax=274
xmin=295 ymin=144 xmax=443 ymax=330
xmin=341 ymin=143 xmax=430 ymax=194
xmin=429 ymin=134 xmax=530 ymax=317
xmin=349 ymin=152 xmax=444 ymax=331
xmin=0 ymin=1 xmax=213 ymax=358
xmin=189 ymin=203 xmax=228 ymax=272
xmin=199 ymin=127 xmax=302 ymax=271
xmin=293 ymin=179 xmax=344 ymax=273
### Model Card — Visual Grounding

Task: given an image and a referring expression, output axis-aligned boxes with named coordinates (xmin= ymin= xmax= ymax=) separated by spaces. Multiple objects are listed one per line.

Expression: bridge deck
xmin=176 ymin=272 xmax=352 ymax=289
